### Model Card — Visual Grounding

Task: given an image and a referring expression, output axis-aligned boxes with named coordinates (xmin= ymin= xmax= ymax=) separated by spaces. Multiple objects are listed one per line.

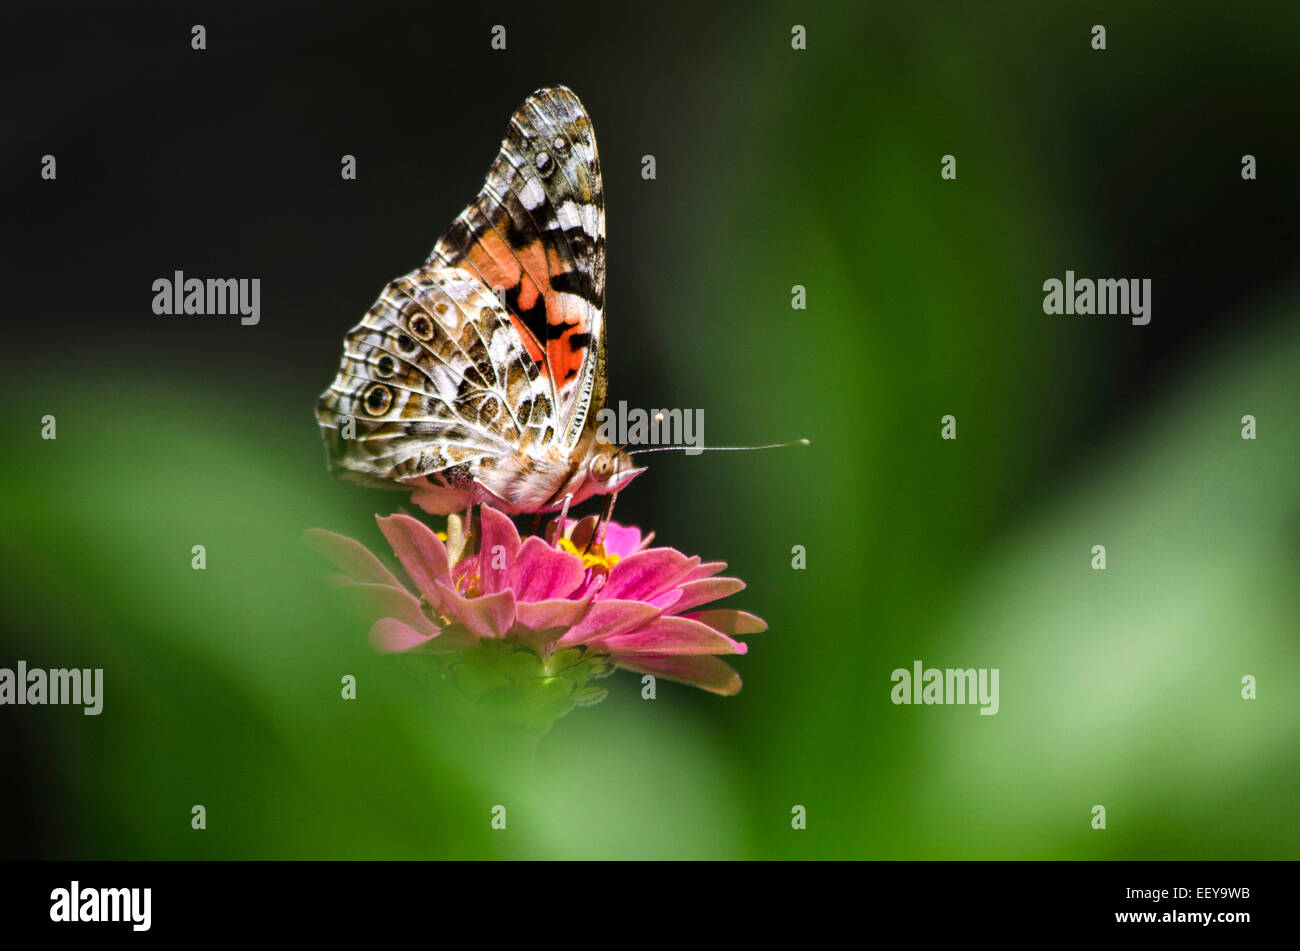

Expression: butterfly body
xmin=407 ymin=423 xmax=639 ymax=516
xmin=317 ymin=86 xmax=642 ymax=515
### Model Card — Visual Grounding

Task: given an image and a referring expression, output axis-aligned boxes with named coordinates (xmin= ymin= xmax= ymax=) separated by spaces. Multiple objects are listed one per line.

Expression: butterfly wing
xmin=316 ymin=85 xmax=605 ymax=493
xmin=430 ymin=85 xmax=607 ymax=449
xmin=315 ymin=265 xmax=559 ymax=489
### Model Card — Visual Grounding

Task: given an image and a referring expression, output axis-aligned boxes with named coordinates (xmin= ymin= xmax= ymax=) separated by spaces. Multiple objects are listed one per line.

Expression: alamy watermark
xmin=152 ymin=270 xmax=260 ymax=325
xmin=1043 ymin=270 xmax=1150 ymax=326
xmin=891 ymin=660 xmax=999 ymax=715
xmin=594 ymin=401 xmax=703 ymax=453
xmin=50 ymin=881 xmax=150 ymax=931
xmin=0 ymin=661 xmax=103 ymax=715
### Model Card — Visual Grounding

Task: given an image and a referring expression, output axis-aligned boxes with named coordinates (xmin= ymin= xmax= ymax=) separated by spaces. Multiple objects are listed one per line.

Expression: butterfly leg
xmin=551 ymin=494 xmax=574 ymax=547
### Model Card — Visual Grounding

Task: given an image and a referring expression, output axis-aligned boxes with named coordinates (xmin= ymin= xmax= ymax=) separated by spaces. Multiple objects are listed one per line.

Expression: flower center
xmin=558 ymin=537 xmax=621 ymax=572
xmin=450 ymin=558 xmax=482 ymax=598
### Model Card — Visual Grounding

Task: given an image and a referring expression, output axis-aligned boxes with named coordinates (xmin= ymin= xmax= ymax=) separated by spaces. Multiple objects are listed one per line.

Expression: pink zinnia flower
xmin=306 ymin=509 xmax=764 ymax=732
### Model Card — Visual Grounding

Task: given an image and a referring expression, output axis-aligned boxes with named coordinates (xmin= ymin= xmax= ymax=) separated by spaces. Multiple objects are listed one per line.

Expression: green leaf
xmin=518 ymin=676 xmax=576 ymax=710
xmin=450 ymin=663 xmax=511 ymax=698
xmin=497 ymin=649 xmax=545 ymax=684
xmin=572 ymin=686 xmax=608 ymax=708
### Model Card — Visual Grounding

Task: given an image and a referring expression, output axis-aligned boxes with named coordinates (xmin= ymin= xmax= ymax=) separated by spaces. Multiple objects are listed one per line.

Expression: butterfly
xmin=316 ymin=86 xmax=644 ymax=518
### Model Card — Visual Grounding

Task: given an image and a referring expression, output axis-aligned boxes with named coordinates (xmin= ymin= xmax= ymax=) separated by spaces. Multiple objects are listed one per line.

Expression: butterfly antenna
xmin=613 ymin=407 xmax=660 ymax=452
xmin=627 ymin=438 xmax=811 ymax=455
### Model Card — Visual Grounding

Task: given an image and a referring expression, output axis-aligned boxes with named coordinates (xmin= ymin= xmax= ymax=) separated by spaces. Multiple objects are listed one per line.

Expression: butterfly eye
xmin=591 ymin=454 xmax=614 ymax=481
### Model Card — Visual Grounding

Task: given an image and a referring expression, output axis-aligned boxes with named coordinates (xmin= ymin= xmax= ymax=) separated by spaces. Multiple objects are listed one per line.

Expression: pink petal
xmin=667 ymin=576 xmax=745 ymax=614
xmin=339 ymin=582 xmax=438 ymax=637
xmin=557 ymin=600 xmax=663 ymax=647
xmin=597 ymin=615 xmax=748 ymax=655
xmin=514 ymin=597 xmax=593 ymax=633
xmin=434 ymin=582 xmax=516 ymax=639
xmin=599 ymin=548 xmax=698 ymax=602
xmin=304 ymin=528 xmax=403 ymax=588
xmin=613 ymin=655 xmax=743 ymax=696
xmin=369 ymin=617 xmax=438 ymax=653
xmin=511 ymin=536 xmax=586 ymax=601
xmin=647 ymin=588 xmax=684 ymax=610
xmin=682 ymin=560 xmax=728 ymax=583
xmin=478 ymin=505 xmax=521 ymax=595
xmin=569 ymin=571 xmax=607 ymax=602
xmin=599 ymin=522 xmax=645 ymax=559
xmin=368 ymin=617 xmax=478 ymax=655
xmin=376 ymin=514 xmax=454 ymax=603
xmin=684 ymin=609 xmax=767 ymax=635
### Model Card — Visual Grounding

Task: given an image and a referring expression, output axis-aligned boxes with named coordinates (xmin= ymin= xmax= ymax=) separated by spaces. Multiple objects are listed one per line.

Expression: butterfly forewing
xmin=430 ymin=85 xmax=606 ymax=448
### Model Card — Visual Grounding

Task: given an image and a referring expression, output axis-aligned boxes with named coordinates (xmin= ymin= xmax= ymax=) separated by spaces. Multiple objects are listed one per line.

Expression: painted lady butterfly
xmin=316 ymin=86 xmax=643 ymax=517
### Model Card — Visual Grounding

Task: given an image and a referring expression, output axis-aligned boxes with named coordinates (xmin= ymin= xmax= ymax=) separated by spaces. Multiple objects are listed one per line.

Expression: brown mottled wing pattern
xmin=315 ymin=265 xmax=558 ymax=489
xmin=430 ymin=85 xmax=607 ymax=449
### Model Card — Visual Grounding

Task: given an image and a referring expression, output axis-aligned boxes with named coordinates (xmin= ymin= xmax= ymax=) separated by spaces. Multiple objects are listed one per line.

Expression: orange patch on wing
xmin=459 ymin=230 xmax=545 ymax=367
xmin=462 ymin=231 xmax=591 ymax=387
xmin=544 ymin=290 xmax=589 ymax=383
xmin=511 ymin=238 xmax=592 ymax=385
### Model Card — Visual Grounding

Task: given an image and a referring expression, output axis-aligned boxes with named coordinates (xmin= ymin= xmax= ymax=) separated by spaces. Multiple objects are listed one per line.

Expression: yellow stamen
xmin=558 ymin=537 xmax=621 ymax=572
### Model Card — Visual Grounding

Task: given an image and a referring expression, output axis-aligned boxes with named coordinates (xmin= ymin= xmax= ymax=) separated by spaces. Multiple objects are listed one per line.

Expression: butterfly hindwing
xmin=430 ymin=85 xmax=606 ymax=449
xmin=316 ymin=266 xmax=559 ymax=488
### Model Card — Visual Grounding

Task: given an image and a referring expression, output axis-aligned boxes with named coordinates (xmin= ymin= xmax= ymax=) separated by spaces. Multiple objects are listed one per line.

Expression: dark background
xmin=7 ymin=2 xmax=1299 ymax=442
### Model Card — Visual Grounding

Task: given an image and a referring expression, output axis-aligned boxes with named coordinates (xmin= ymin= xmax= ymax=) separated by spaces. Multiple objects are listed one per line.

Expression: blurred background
xmin=1 ymin=0 xmax=1297 ymax=858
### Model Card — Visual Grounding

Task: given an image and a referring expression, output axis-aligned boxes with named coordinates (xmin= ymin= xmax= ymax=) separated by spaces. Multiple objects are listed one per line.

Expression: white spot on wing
xmin=518 ymin=177 xmax=545 ymax=211
xmin=557 ymin=200 xmax=600 ymax=238
xmin=555 ymin=200 xmax=583 ymax=231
